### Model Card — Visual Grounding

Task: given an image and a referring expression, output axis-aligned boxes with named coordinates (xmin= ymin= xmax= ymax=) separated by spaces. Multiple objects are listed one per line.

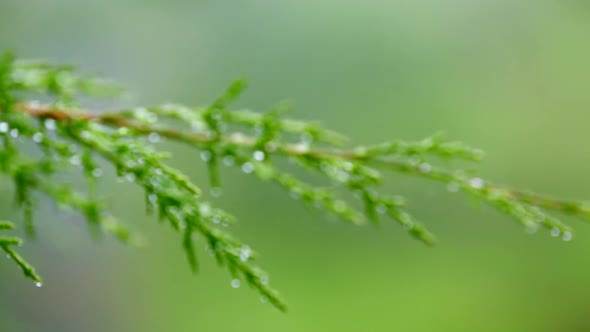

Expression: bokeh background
xmin=1 ymin=1 xmax=590 ymax=331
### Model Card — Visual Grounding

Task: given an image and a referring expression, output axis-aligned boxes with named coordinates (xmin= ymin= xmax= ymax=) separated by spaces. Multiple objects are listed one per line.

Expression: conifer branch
xmin=18 ymin=102 xmax=589 ymax=225
xmin=0 ymin=53 xmax=587 ymax=310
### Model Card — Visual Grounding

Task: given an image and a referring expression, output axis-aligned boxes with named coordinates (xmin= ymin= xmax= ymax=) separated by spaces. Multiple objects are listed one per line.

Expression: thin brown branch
xmin=15 ymin=102 xmax=590 ymax=221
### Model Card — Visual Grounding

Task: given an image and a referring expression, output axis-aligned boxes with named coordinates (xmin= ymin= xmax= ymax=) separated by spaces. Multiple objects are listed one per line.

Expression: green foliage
xmin=0 ymin=52 xmax=588 ymax=311
xmin=0 ymin=220 xmax=41 ymax=285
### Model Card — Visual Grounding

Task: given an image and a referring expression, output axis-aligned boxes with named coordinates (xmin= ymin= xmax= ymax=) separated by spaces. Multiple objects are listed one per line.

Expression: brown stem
xmin=15 ymin=102 xmax=590 ymax=220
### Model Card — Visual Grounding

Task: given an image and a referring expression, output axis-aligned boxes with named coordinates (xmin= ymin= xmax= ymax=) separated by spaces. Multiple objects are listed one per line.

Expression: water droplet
xmin=9 ymin=128 xmax=19 ymax=138
xmin=92 ymin=168 xmax=103 ymax=178
xmin=241 ymin=162 xmax=254 ymax=174
xmin=239 ymin=246 xmax=251 ymax=262
xmin=148 ymin=194 xmax=158 ymax=204
xmin=301 ymin=133 xmax=313 ymax=144
xmin=32 ymin=132 xmax=43 ymax=143
xmin=376 ymin=205 xmax=387 ymax=215
xmin=200 ymin=150 xmax=212 ymax=162
xmin=562 ymin=231 xmax=573 ymax=242
xmin=69 ymin=155 xmax=81 ymax=166
xmin=125 ymin=160 xmax=137 ymax=169
xmin=253 ymin=150 xmax=265 ymax=161
xmin=34 ymin=282 xmax=42 ymax=288
xmin=293 ymin=143 xmax=310 ymax=154
xmin=117 ymin=127 xmax=130 ymax=136
xmin=260 ymin=275 xmax=269 ymax=285
xmin=137 ymin=158 xmax=145 ymax=165
xmin=314 ymin=200 xmax=324 ymax=210
xmin=342 ymin=162 xmax=354 ymax=172
xmin=136 ymin=107 xmax=158 ymax=123
xmin=447 ymin=182 xmax=460 ymax=193
xmin=81 ymin=131 xmax=91 ymax=140
xmin=212 ymin=113 xmax=222 ymax=121
xmin=525 ymin=224 xmax=539 ymax=234
xmin=190 ymin=120 xmax=206 ymax=131
xmin=148 ymin=132 xmax=161 ymax=143
xmin=419 ymin=163 xmax=432 ymax=173
xmin=265 ymin=142 xmax=277 ymax=152
xmin=254 ymin=125 xmax=264 ymax=136
xmin=407 ymin=157 xmax=420 ymax=167
xmin=260 ymin=296 xmax=268 ymax=304
xmin=44 ymin=119 xmax=56 ymax=131
xmin=199 ymin=204 xmax=212 ymax=216
xmin=222 ymin=156 xmax=235 ymax=166
xmin=550 ymin=228 xmax=561 ymax=237
xmin=68 ymin=144 xmax=78 ymax=153
xmin=231 ymin=279 xmax=241 ymax=288
xmin=336 ymin=170 xmax=350 ymax=182
xmin=468 ymin=177 xmax=484 ymax=189
xmin=155 ymin=168 xmax=163 ymax=175
xmin=333 ymin=200 xmax=347 ymax=213
xmin=0 ymin=122 xmax=8 ymax=133
xmin=125 ymin=173 xmax=136 ymax=182
xmin=210 ymin=187 xmax=222 ymax=197
xmin=147 ymin=114 xmax=158 ymax=124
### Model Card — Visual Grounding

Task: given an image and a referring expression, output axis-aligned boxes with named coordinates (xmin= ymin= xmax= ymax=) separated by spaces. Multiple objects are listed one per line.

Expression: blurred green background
xmin=1 ymin=1 xmax=590 ymax=331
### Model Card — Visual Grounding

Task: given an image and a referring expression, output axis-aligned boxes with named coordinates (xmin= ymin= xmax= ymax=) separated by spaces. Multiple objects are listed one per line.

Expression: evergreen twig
xmin=0 ymin=53 xmax=587 ymax=310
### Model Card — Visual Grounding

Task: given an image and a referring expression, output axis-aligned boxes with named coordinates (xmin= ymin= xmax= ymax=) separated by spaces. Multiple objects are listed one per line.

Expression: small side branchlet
xmin=0 ymin=52 xmax=588 ymax=311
